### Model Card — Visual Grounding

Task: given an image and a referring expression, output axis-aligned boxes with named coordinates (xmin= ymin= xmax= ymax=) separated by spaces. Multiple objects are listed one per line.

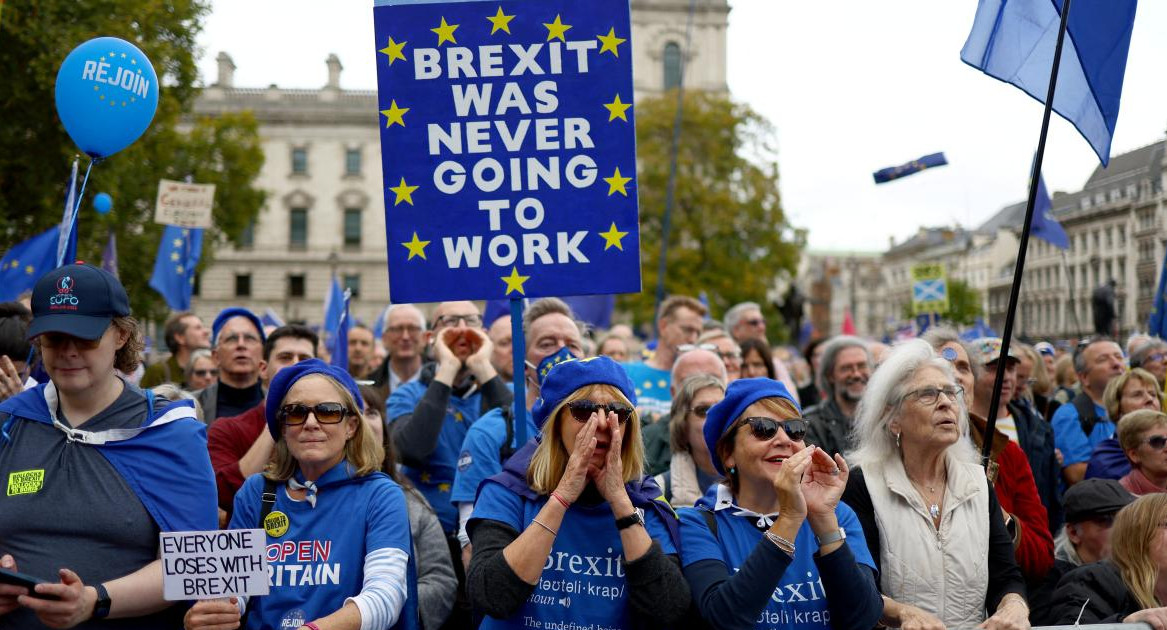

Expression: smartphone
xmin=0 ymin=567 xmax=58 ymax=599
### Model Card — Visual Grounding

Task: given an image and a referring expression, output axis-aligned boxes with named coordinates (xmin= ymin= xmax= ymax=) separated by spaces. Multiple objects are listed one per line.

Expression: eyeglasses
xmin=737 ymin=417 xmax=807 ymax=442
xmin=743 ymin=318 xmax=766 ymax=327
xmin=691 ymin=404 xmax=713 ymax=418
xmin=387 ymin=325 xmax=422 ymax=335
xmin=193 ymin=368 xmax=219 ymax=378
xmin=219 ymin=332 xmax=261 ymax=347
xmin=566 ymin=400 xmax=634 ymax=424
xmin=1144 ymin=435 xmax=1167 ymax=450
xmin=39 ymin=332 xmax=103 ymax=350
xmin=902 ymin=385 xmax=964 ymax=406
xmin=435 ymin=314 xmax=482 ymax=328
xmin=1149 ymin=353 xmax=1167 ymax=363
xmin=278 ymin=402 xmax=352 ymax=426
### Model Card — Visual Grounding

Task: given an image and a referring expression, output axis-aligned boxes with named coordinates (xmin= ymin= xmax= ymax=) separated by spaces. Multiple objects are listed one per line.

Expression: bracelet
xmin=550 ymin=491 xmax=571 ymax=509
xmin=764 ymin=531 xmax=796 ymax=556
xmin=531 ymin=518 xmax=558 ymax=536
xmin=303 ymin=623 xmax=322 ymax=630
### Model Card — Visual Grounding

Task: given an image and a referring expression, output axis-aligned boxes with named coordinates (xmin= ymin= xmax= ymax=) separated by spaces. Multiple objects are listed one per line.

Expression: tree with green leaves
xmin=0 ymin=1 xmax=265 ymax=321
xmin=623 ymin=91 xmax=803 ymax=341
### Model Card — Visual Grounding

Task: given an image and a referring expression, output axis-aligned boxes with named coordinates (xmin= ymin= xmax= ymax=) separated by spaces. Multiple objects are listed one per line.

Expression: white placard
xmin=154 ymin=179 xmax=215 ymax=228
xmin=161 ymin=529 xmax=269 ymax=601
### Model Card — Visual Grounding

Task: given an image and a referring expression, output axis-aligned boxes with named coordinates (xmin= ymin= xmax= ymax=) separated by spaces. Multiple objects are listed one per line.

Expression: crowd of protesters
xmin=8 ymin=269 xmax=1167 ymax=629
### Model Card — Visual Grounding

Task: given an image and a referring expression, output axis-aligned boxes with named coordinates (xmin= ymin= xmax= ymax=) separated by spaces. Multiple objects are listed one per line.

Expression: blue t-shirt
xmin=388 ymin=379 xmax=487 ymax=532
xmin=1051 ymin=400 xmax=1114 ymax=466
xmin=451 ymin=406 xmax=538 ymax=504
xmin=622 ymin=362 xmax=672 ymax=425
xmin=230 ymin=464 xmax=411 ymax=630
xmin=677 ymin=488 xmax=874 ymax=630
xmin=471 ymin=481 xmax=678 ymax=630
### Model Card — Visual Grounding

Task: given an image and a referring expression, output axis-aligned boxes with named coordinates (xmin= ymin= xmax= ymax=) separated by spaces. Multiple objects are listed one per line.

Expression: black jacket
xmin=1050 ymin=561 xmax=1142 ymax=624
xmin=804 ymin=398 xmax=852 ymax=458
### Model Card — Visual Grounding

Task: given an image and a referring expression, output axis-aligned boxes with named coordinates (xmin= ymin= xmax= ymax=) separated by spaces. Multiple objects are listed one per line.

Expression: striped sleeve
xmin=346 ymin=546 xmax=410 ymax=630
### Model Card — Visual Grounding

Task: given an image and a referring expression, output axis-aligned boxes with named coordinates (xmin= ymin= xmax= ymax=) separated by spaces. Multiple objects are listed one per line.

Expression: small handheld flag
xmin=148 ymin=226 xmax=204 ymax=311
xmin=0 ymin=228 xmax=61 ymax=302
xmin=1030 ymin=173 xmax=1070 ymax=249
xmin=873 ymin=153 xmax=948 ymax=184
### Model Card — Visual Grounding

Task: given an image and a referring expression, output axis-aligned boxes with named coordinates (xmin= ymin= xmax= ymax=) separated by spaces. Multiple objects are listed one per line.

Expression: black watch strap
xmin=615 ymin=508 xmax=645 ymax=530
xmin=93 ymin=583 xmax=111 ymax=619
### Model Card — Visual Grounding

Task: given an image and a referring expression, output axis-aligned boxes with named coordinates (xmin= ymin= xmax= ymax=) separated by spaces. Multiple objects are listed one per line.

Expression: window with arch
xmin=663 ymin=42 xmax=682 ymax=90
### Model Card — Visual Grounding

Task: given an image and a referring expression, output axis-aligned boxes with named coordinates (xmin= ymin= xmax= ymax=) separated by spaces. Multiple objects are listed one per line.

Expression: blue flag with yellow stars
xmin=329 ymin=290 xmax=352 ymax=371
xmin=373 ymin=0 xmax=641 ymax=302
xmin=148 ymin=225 xmax=203 ymax=311
xmin=873 ymin=152 xmax=948 ymax=184
xmin=1149 ymin=248 xmax=1167 ymax=338
xmin=0 ymin=227 xmax=61 ymax=301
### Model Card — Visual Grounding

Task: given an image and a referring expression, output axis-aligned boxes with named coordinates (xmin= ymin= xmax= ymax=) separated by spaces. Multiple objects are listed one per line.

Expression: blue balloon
xmin=93 ymin=192 xmax=113 ymax=214
xmin=54 ymin=37 xmax=159 ymax=158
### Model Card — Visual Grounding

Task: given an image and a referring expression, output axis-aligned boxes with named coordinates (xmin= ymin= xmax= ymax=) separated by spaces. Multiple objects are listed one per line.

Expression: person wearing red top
xmin=207 ymin=324 xmax=316 ymax=514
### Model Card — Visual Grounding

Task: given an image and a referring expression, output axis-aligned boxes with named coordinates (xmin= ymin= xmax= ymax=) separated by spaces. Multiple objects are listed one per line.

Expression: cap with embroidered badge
xmin=266 ymin=359 xmax=364 ymax=440
xmin=530 ymin=350 xmax=636 ymax=430
xmin=703 ymin=378 xmax=802 ymax=475
xmin=973 ymin=337 xmax=1020 ymax=366
xmin=27 ymin=263 xmax=130 ymax=341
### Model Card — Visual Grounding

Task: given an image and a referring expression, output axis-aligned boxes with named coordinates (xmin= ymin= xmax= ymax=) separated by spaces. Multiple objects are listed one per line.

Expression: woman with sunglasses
xmin=843 ymin=340 xmax=1028 ymax=630
xmin=184 ymin=348 xmax=218 ymax=392
xmin=677 ymin=377 xmax=881 ymax=630
xmin=184 ymin=359 xmax=417 ymax=630
xmin=1114 ymin=410 xmax=1167 ymax=496
xmin=1087 ymin=368 xmax=1164 ymax=481
xmin=466 ymin=355 xmax=690 ymax=630
xmin=655 ymin=373 xmax=726 ymax=508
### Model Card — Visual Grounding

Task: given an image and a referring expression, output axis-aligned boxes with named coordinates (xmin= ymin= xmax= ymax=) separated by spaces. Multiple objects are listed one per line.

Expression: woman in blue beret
xmin=678 ymin=377 xmax=882 ymax=630
xmin=184 ymin=359 xmax=416 ymax=630
xmin=466 ymin=352 xmax=690 ymax=630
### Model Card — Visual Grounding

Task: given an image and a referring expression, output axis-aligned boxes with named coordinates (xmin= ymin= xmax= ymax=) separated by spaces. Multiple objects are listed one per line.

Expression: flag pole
xmin=982 ymin=0 xmax=1073 ymax=464
xmin=1062 ymin=250 xmax=1082 ymax=335
xmin=509 ymin=298 xmax=527 ymax=445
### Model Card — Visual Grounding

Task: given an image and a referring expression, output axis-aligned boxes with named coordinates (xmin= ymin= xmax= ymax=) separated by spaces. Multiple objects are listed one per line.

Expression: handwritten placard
xmin=161 ymin=529 xmax=269 ymax=601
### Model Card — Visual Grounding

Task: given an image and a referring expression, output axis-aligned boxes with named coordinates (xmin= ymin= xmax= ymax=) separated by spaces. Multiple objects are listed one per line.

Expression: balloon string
xmin=62 ymin=157 xmax=97 ymax=266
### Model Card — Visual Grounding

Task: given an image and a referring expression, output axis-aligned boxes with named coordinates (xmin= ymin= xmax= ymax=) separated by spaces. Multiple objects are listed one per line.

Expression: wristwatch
xmin=92 ymin=583 xmax=111 ymax=619
xmin=615 ymin=508 xmax=645 ymax=530
xmin=814 ymin=527 xmax=847 ymax=546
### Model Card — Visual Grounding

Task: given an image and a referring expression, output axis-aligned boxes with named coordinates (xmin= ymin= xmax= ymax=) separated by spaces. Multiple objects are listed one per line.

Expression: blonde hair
xmin=1055 ymin=355 xmax=1078 ymax=389
xmin=1110 ymin=494 xmax=1167 ymax=609
xmin=1116 ymin=409 xmax=1167 ymax=453
xmin=265 ymin=374 xmax=384 ymax=481
xmin=1021 ymin=344 xmax=1053 ymax=397
xmin=528 ymin=383 xmax=644 ymax=494
xmin=714 ymin=396 xmax=800 ymax=494
xmin=1104 ymin=368 xmax=1163 ymax=421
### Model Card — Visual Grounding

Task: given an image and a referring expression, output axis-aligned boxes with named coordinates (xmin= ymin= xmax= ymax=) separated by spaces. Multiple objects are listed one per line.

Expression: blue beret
xmin=531 ymin=354 xmax=636 ymax=430
xmin=702 ymin=378 xmax=801 ymax=475
xmin=212 ymin=307 xmax=266 ymax=345
xmin=265 ymin=359 xmax=365 ymax=440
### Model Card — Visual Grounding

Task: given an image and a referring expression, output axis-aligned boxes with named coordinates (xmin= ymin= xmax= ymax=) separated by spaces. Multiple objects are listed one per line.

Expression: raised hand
xmin=554 ymin=414 xmax=598 ymax=505
xmin=802 ymin=448 xmax=848 ymax=517
xmin=771 ymin=446 xmax=812 ymax=525
xmin=592 ymin=412 xmax=629 ymax=505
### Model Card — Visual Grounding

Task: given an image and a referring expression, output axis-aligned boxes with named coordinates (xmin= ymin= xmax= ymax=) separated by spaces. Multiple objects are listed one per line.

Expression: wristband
xmin=92 ymin=583 xmax=111 ymax=619
xmin=551 ymin=491 xmax=571 ymax=509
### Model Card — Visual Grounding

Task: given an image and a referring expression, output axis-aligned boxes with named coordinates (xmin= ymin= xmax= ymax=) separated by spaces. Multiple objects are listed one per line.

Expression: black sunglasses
xmin=1146 ymin=435 xmax=1167 ymax=450
xmin=691 ymin=404 xmax=713 ymax=418
xmin=737 ymin=417 xmax=808 ymax=442
xmin=278 ymin=402 xmax=351 ymax=426
xmin=566 ymin=400 xmax=634 ymax=424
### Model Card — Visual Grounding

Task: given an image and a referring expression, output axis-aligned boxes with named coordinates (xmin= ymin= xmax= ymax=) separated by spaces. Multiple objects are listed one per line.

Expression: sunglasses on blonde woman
xmin=737 ymin=417 xmax=808 ymax=442
xmin=566 ymin=400 xmax=634 ymax=424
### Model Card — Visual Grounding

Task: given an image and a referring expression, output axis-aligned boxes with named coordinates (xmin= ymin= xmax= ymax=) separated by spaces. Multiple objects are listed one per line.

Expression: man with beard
xmin=804 ymin=335 xmax=871 ymax=457
xmin=195 ymin=308 xmax=266 ymax=425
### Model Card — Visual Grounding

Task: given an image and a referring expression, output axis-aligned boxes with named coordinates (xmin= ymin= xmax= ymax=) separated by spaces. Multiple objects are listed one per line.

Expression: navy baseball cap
xmin=27 ymin=263 xmax=130 ymax=341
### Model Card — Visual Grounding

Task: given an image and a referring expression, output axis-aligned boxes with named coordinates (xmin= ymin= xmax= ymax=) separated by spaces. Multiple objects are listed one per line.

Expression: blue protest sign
xmin=373 ymin=0 xmax=641 ymax=303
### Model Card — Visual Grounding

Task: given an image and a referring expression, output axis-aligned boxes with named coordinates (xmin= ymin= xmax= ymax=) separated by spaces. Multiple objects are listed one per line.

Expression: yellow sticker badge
xmin=7 ymin=469 xmax=45 ymax=496
xmin=264 ymin=510 xmax=290 ymax=538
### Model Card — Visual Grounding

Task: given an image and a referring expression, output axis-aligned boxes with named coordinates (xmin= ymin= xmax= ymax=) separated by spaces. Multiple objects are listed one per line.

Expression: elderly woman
xmin=678 ymin=378 xmax=881 ymax=630
xmin=842 ymin=340 xmax=1028 ymax=630
xmin=1114 ymin=409 xmax=1167 ymax=495
xmin=185 ymin=360 xmax=414 ymax=630
xmin=466 ymin=355 xmax=689 ymax=630
xmin=1051 ymin=494 xmax=1167 ymax=625
xmin=655 ymin=373 xmax=726 ymax=507
xmin=184 ymin=348 xmax=218 ymax=392
xmin=1087 ymin=368 xmax=1164 ymax=481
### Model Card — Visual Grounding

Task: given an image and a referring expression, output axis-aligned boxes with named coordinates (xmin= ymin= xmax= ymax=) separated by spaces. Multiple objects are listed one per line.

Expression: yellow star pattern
xmin=401 ymin=232 xmax=430 ymax=260
xmin=431 ymin=17 xmax=459 ymax=45
xmin=501 ymin=266 xmax=530 ymax=295
xmin=172 ymin=238 xmax=183 ymax=248
xmin=438 ymin=483 xmax=451 ymax=493
xmin=603 ymin=167 xmax=632 ymax=196
xmin=170 ymin=252 xmax=180 ymax=262
xmin=486 ymin=7 xmax=515 ymax=35
xmin=603 ymin=94 xmax=632 ymax=122
xmin=420 ymin=472 xmax=432 ymax=483
xmin=543 ymin=14 xmax=572 ymax=42
xmin=378 ymin=36 xmax=408 ymax=65
xmin=599 ymin=222 xmax=629 ymax=250
xmin=380 ymin=100 xmax=409 ymax=127
xmin=24 ymin=266 xmax=34 ymax=275
xmin=596 ymin=27 xmax=626 ymax=56
xmin=390 ymin=177 xmax=419 ymax=206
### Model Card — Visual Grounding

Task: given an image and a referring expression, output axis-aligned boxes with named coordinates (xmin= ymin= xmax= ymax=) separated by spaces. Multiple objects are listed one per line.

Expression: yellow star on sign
xmin=431 ymin=17 xmax=459 ymax=45
xmin=603 ymin=167 xmax=632 ymax=196
xmin=401 ymin=232 xmax=430 ymax=260
xmin=543 ymin=14 xmax=572 ymax=42
xmin=486 ymin=6 xmax=515 ymax=35
xmin=603 ymin=94 xmax=632 ymax=122
xmin=389 ymin=177 xmax=419 ymax=206
xmin=501 ymin=266 xmax=530 ymax=295
xmin=599 ymin=222 xmax=629 ymax=250
xmin=596 ymin=27 xmax=626 ymax=56
xmin=378 ymin=36 xmax=408 ymax=65
xmin=380 ymin=100 xmax=409 ymax=127
xmin=24 ymin=266 xmax=34 ymax=275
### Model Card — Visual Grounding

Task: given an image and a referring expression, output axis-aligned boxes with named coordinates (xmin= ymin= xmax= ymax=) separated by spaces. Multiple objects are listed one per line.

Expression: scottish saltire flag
xmin=57 ymin=161 xmax=79 ymax=267
xmin=100 ymin=230 xmax=118 ymax=278
xmin=0 ymin=227 xmax=60 ymax=301
xmin=1031 ymin=173 xmax=1070 ymax=249
xmin=961 ymin=0 xmax=1137 ymax=166
xmin=1149 ymin=247 xmax=1167 ymax=338
xmin=873 ymin=153 xmax=948 ymax=184
xmin=261 ymin=308 xmax=285 ymax=329
xmin=323 ymin=275 xmax=344 ymax=339
xmin=148 ymin=226 xmax=204 ymax=311
xmin=329 ymin=290 xmax=352 ymax=370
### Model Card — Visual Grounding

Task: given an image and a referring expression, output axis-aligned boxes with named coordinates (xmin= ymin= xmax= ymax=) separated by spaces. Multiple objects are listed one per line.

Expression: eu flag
xmin=873 ymin=153 xmax=948 ymax=184
xmin=57 ymin=161 xmax=79 ymax=268
xmin=0 ymin=227 xmax=61 ymax=301
xmin=1149 ymin=248 xmax=1167 ymax=338
xmin=148 ymin=226 xmax=204 ymax=311
xmin=961 ymin=0 xmax=1137 ymax=166
xmin=1031 ymin=174 xmax=1070 ymax=249
xmin=329 ymin=290 xmax=351 ymax=371
xmin=323 ymin=275 xmax=344 ymax=341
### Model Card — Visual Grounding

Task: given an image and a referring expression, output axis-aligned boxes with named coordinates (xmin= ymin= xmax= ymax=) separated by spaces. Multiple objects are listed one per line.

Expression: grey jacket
xmin=405 ymin=487 xmax=457 ymax=630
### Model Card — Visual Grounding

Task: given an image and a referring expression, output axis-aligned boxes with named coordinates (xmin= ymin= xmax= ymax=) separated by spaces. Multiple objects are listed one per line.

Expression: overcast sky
xmin=195 ymin=1 xmax=1167 ymax=252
